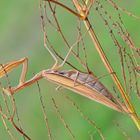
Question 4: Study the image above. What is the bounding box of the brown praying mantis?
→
[0,56,128,113]
[1,0,140,133]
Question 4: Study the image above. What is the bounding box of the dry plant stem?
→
[43,0,90,71]
[36,80,53,140]
[1,115,16,140]
[52,98,75,140]
[0,105,31,140]
[72,0,140,130]
[46,0,83,19]
[66,96,105,140]
[107,0,140,20]
[83,15,140,131]
[114,122,131,140]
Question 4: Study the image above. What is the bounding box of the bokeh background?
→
[0,0,140,140]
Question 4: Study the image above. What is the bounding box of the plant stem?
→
[83,17,140,130]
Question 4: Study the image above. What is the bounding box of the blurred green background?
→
[0,0,140,140]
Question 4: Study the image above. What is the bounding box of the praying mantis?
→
[0,57,129,113]
[0,0,140,136]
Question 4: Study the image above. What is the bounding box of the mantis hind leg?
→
[0,58,28,95]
